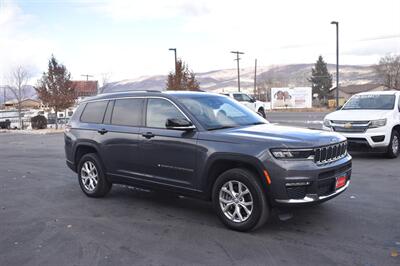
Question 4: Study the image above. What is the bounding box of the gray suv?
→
[65,91,352,231]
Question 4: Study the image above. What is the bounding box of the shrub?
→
[31,115,47,129]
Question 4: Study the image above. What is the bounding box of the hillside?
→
[101,64,379,94]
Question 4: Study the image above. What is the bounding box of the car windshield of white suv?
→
[342,94,396,110]
[177,95,266,130]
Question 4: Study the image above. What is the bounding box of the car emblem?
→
[344,122,352,129]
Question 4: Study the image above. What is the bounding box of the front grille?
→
[331,120,370,133]
[314,141,347,165]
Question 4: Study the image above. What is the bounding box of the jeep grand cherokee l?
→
[65,91,352,231]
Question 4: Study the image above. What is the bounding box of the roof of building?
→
[330,83,388,94]
[4,98,41,105]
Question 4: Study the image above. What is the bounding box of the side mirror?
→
[249,97,256,103]
[166,118,195,130]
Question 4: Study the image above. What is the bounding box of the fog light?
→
[371,135,385,142]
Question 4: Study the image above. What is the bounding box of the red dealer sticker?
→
[336,176,347,189]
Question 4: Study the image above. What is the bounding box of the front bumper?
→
[322,125,391,149]
[264,154,352,206]
[275,180,350,204]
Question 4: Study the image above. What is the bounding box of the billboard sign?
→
[271,87,312,109]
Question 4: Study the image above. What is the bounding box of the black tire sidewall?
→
[387,130,400,158]
[258,109,266,118]
[212,168,268,231]
[77,153,110,197]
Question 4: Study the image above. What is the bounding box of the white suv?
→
[222,92,268,118]
[322,91,400,158]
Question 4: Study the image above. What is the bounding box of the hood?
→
[206,124,345,148]
[325,109,392,121]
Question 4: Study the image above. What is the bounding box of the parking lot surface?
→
[0,132,399,266]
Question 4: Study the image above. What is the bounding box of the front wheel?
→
[212,168,269,231]
[386,130,400,158]
[257,108,266,118]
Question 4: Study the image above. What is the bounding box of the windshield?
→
[177,95,266,130]
[342,94,395,110]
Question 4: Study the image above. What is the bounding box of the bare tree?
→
[375,54,400,89]
[99,72,112,94]
[6,66,31,129]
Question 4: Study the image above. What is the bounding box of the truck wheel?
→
[78,153,112,197]
[212,168,269,231]
[386,130,399,158]
[257,108,266,118]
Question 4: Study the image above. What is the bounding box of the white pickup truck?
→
[322,91,400,158]
[222,92,268,118]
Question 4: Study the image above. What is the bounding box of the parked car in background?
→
[222,92,268,118]
[323,91,400,158]
[65,91,352,231]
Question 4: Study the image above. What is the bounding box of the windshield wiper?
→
[207,125,237,131]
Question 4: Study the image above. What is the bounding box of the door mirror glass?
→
[166,118,195,130]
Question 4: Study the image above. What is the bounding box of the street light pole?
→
[231,51,244,92]
[169,48,177,75]
[331,21,339,108]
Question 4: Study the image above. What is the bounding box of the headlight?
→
[323,119,331,127]
[271,148,314,160]
[369,119,387,128]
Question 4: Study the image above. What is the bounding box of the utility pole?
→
[254,59,257,97]
[331,21,339,108]
[169,48,177,75]
[81,74,93,81]
[231,51,244,92]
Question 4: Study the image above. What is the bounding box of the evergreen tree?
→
[166,59,200,91]
[35,55,76,129]
[308,55,332,100]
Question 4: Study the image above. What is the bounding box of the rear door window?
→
[111,98,144,127]
[80,101,108,124]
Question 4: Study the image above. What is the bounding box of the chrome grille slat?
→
[314,141,347,165]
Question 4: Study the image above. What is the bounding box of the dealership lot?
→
[0,130,399,265]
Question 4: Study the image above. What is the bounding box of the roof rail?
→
[99,90,162,95]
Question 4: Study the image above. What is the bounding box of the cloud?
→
[0,1,53,81]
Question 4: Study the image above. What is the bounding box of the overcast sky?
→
[0,0,399,82]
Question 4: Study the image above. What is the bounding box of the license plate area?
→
[335,175,347,189]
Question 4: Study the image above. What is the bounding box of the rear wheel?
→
[212,168,269,231]
[386,130,399,158]
[78,153,112,197]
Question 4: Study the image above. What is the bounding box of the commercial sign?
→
[271,87,312,109]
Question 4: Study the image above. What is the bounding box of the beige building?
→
[328,84,395,107]
[4,99,43,110]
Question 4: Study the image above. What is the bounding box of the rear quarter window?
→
[80,101,108,124]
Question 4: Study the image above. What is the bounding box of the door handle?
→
[97,128,108,135]
[142,132,155,139]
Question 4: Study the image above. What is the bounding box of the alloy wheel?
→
[219,180,253,223]
[392,135,399,154]
[80,161,98,191]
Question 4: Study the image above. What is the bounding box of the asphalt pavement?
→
[0,123,399,265]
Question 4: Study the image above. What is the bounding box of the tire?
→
[386,130,400,158]
[77,153,112,197]
[257,108,266,118]
[212,168,269,231]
